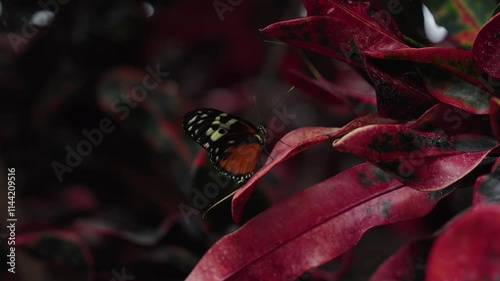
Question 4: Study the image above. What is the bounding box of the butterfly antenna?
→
[253,95,264,125]
[202,189,238,219]
[296,49,324,80]
[262,86,295,123]
[263,146,274,161]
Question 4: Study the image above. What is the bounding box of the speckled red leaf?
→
[260,10,407,68]
[426,205,500,280]
[187,164,452,281]
[364,59,437,120]
[232,114,397,222]
[423,0,498,47]
[415,63,490,114]
[365,48,494,93]
[369,238,433,281]
[473,156,500,204]
[473,13,500,79]
[333,124,496,190]
[302,0,404,40]
[286,70,377,115]
[409,103,492,137]
[490,97,500,141]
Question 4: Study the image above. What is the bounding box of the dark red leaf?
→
[426,205,500,280]
[302,0,404,40]
[410,103,492,138]
[415,63,490,114]
[365,47,494,93]
[187,164,452,281]
[473,157,500,204]
[333,124,496,190]
[364,59,437,119]
[260,13,407,68]
[286,69,377,115]
[232,114,397,222]
[473,13,500,78]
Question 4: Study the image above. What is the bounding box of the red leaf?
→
[365,47,494,93]
[473,13,500,78]
[333,124,496,190]
[261,14,407,68]
[426,205,500,280]
[302,0,404,40]
[232,114,397,222]
[187,164,451,281]
[410,103,492,137]
[364,60,437,119]
[473,156,500,204]
[286,70,377,116]
[415,63,490,114]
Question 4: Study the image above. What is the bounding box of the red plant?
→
[187,1,500,280]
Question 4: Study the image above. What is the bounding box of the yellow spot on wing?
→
[210,130,226,142]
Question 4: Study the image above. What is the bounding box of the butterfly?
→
[183,108,266,182]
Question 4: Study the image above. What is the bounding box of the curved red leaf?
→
[473,156,500,204]
[286,69,377,116]
[415,63,490,114]
[261,14,406,68]
[187,164,452,281]
[333,124,496,190]
[426,205,500,280]
[301,0,404,40]
[473,13,500,79]
[232,114,396,222]
[365,47,494,93]
[410,103,492,137]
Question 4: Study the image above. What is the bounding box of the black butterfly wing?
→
[183,108,264,180]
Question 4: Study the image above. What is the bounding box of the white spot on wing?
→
[188,116,197,124]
